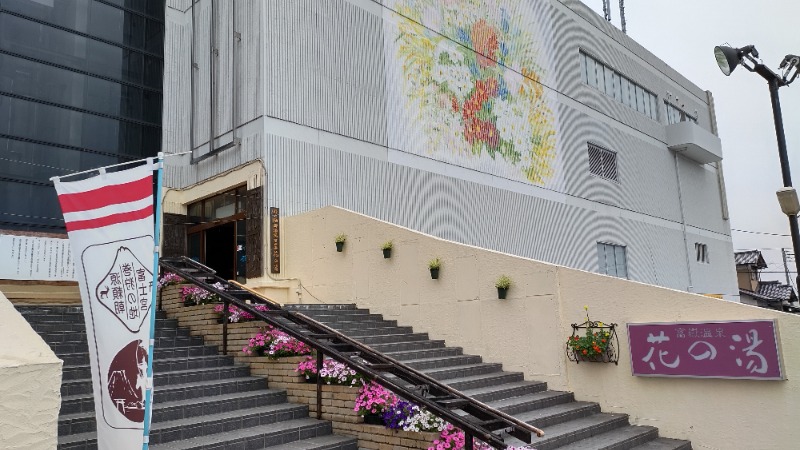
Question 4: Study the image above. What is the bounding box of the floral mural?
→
[389,0,557,185]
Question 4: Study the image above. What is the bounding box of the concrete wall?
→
[0,291,62,449]
[281,206,800,450]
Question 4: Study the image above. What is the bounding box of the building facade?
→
[0,0,164,231]
[162,0,738,298]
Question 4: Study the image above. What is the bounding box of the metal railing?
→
[160,257,544,449]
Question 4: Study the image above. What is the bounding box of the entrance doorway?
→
[205,222,235,281]
[186,186,248,283]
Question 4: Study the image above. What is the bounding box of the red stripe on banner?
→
[65,205,153,232]
[58,176,152,214]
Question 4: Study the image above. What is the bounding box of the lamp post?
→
[715,45,800,291]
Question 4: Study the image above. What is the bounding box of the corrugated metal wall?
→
[163,0,738,296]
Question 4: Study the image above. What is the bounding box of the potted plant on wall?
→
[335,233,346,252]
[495,275,512,299]
[381,240,393,258]
[565,306,619,364]
[428,257,441,279]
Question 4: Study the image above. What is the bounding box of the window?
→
[598,243,628,278]
[186,187,247,222]
[579,51,658,120]
[587,143,618,182]
[665,101,698,125]
[696,243,709,263]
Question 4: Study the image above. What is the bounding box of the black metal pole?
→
[767,77,800,291]
[316,351,323,420]
[222,300,228,355]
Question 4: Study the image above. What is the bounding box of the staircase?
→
[283,304,692,450]
[16,305,358,450]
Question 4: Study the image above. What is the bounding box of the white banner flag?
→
[54,163,156,449]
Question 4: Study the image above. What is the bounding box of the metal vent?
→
[588,143,619,182]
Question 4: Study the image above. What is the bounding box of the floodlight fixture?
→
[714,45,758,76]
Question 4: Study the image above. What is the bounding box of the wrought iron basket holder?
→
[566,320,620,365]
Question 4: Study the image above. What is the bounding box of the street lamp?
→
[714,45,800,289]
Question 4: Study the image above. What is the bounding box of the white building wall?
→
[163,0,738,298]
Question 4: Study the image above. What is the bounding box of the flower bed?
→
[242,326,312,358]
[157,272,183,288]
[296,357,364,386]
[214,303,271,322]
[180,283,225,306]
[354,381,396,419]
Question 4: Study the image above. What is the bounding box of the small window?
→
[588,143,619,182]
[695,243,709,263]
[598,242,628,278]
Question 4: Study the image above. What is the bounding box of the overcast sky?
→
[580,0,800,282]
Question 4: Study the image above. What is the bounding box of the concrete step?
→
[556,425,660,450]
[286,304,363,312]
[300,318,399,329]
[334,326,414,337]
[423,363,504,381]
[384,346,465,361]
[266,434,359,450]
[353,332,429,345]
[460,380,549,403]
[438,370,525,391]
[59,345,220,367]
[51,335,206,356]
[403,354,483,370]
[58,390,292,436]
[487,390,576,416]
[62,354,236,381]
[514,401,602,429]
[629,437,693,450]
[147,417,335,450]
[519,413,632,450]
[285,304,359,312]
[37,326,190,344]
[61,365,251,396]
[58,415,329,450]
[368,339,446,353]
[291,313,387,323]
[60,377,269,415]
[27,316,178,333]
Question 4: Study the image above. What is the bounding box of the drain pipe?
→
[674,152,694,292]
[208,0,216,155]
[232,0,239,149]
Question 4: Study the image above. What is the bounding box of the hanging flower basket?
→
[566,320,620,365]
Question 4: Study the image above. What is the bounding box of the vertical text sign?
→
[270,207,280,273]
[628,320,784,380]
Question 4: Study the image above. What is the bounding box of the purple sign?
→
[628,320,785,380]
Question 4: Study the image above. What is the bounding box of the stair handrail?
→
[160,257,544,449]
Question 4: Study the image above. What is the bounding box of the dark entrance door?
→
[204,222,235,281]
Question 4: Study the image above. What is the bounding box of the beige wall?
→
[0,291,62,450]
[281,206,800,450]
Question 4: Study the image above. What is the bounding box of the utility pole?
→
[782,248,792,286]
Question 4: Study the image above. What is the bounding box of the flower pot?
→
[572,350,613,363]
[362,413,384,425]
[430,268,440,279]
[336,242,344,252]
[383,248,392,258]
[497,287,508,299]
